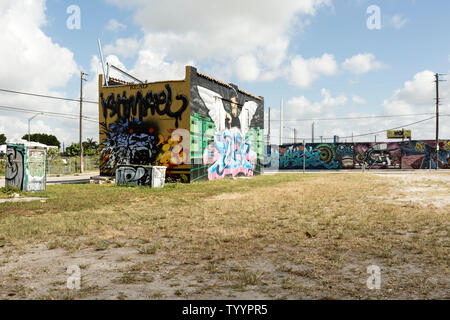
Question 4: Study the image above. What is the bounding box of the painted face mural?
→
[197,86,258,180]
[100,118,161,175]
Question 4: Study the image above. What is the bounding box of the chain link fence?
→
[46,156,99,175]
[0,156,99,177]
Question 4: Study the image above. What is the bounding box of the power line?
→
[267,115,450,142]
[0,105,98,123]
[265,112,437,122]
[0,88,98,104]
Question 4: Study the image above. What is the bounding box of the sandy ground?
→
[371,172,450,208]
[0,172,448,300]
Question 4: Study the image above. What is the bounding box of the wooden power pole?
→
[80,72,88,173]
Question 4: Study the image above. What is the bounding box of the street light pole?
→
[80,72,88,173]
[27,113,44,142]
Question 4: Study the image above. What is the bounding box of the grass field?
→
[0,172,448,300]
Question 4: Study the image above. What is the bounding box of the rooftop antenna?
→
[107,63,144,84]
[97,38,107,86]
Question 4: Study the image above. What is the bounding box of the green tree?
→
[0,133,6,145]
[22,133,60,148]
[65,139,99,156]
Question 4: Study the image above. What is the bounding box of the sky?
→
[0,0,449,147]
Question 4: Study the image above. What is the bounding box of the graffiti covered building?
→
[274,140,450,170]
[98,66,264,182]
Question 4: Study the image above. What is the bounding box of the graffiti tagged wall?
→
[99,66,265,182]
[98,71,191,181]
[277,140,450,170]
[190,69,264,182]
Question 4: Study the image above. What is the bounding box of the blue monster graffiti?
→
[100,118,161,175]
[203,128,257,180]
[335,144,355,169]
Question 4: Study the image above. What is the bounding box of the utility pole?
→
[374,135,377,143]
[280,98,283,146]
[294,128,297,144]
[80,72,88,173]
[434,73,446,170]
[268,107,271,145]
[311,121,315,143]
[303,140,306,173]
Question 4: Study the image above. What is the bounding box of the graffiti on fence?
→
[116,165,152,186]
[401,140,450,169]
[354,143,401,169]
[6,145,24,188]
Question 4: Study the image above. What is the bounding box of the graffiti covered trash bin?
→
[115,165,152,186]
[151,166,166,188]
[6,143,47,192]
[115,165,166,188]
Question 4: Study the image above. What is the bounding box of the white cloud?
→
[391,14,408,29]
[104,37,140,58]
[105,18,127,32]
[287,54,338,88]
[103,0,332,82]
[382,70,450,139]
[352,95,367,105]
[342,53,383,75]
[0,0,84,146]
[234,54,260,82]
[285,88,346,118]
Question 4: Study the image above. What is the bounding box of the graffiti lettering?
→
[101,84,188,128]
[116,165,152,186]
[203,128,257,180]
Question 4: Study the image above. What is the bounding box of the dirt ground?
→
[0,172,448,300]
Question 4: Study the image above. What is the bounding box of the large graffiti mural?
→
[98,70,191,179]
[401,140,450,169]
[98,66,264,182]
[190,69,264,181]
[354,143,401,169]
[277,140,450,170]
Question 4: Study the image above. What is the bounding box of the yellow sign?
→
[387,130,411,139]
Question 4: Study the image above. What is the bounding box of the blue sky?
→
[0,0,449,145]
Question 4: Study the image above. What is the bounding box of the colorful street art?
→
[98,66,264,182]
[190,68,264,182]
[98,69,191,179]
[400,140,450,169]
[277,140,449,170]
[203,128,257,180]
[354,143,401,169]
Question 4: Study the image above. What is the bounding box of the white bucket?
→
[151,166,166,188]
